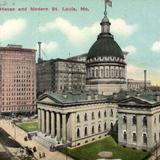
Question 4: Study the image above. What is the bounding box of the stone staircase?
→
[33,132,64,151]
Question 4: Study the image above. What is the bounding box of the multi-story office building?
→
[127,79,151,91]
[67,53,87,62]
[0,44,36,114]
[36,58,86,96]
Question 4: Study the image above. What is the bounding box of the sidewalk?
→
[0,119,73,160]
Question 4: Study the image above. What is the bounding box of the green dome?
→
[87,36,124,60]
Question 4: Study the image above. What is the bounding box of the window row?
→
[77,122,113,138]
[123,131,147,144]
[87,67,125,78]
[77,110,114,122]
[123,115,147,126]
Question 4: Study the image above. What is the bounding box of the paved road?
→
[0,119,73,160]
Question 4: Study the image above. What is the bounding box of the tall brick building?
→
[0,44,36,114]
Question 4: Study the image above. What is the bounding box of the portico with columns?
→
[38,107,69,143]
[37,91,118,148]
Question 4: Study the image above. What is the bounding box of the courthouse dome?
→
[87,6,124,60]
[87,35,124,60]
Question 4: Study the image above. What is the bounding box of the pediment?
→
[38,94,61,104]
[119,97,151,106]
[40,97,56,103]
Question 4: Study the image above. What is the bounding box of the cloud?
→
[151,41,160,52]
[123,45,137,53]
[36,41,59,56]
[0,18,26,41]
[39,17,137,46]
[110,18,138,37]
[41,41,59,53]
[39,17,99,46]
[127,64,143,79]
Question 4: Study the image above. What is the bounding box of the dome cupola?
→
[87,1,124,60]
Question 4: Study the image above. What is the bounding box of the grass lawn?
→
[63,136,150,160]
[16,121,38,132]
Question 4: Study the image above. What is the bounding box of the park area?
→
[64,136,150,160]
[16,121,38,132]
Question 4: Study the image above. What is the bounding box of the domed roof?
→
[87,35,124,60]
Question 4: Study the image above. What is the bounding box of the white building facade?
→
[37,92,118,148]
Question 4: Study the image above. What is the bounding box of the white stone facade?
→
[37,95,118,148]
[118,97,160,151]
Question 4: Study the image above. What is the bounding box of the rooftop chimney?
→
[38,42,42,63]
[144,70,147,90]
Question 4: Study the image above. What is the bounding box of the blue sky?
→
[0,0,160,84]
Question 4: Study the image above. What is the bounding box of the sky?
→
[0,0,160,85]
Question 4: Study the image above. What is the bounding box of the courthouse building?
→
[118,93,160,150]
[36,1,160,152]
[37,91,118,147]
[0,44,36,114]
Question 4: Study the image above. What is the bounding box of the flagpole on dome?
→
[104,0,107,17]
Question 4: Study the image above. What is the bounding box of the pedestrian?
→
[33,146,37,152]
[39,152,42,159]
[42,152,45,157]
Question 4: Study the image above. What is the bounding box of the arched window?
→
[84,127,88,136]
[106,69,109,77]
[104,122,107,130]
[111,69,114,77]
[154,117,156,124]
[92,112,95,120]
[98,111,101,118]
[123,115,127,124]
[132,116,137,125]
[123,131,127,140]
[111,122,114,131]
[143,133,147,144]
[77,114,80,123]
[110,109,113,117]
[98,124,101,132]
[84,113,88,121]
[95,69,98,77]
[92,69,94,77]
[101,68,104,78]
[154,133,157,142]
[104,110,107,117]
[133,133,137,142]
[77,128,80,138]
[143,116,147,126]
[159,115,160,123]
[92,126,94,134]
[116,68,119,77]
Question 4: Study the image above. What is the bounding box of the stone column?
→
[41,110,46,133]
[62,114,67,142]
[51,112,55,138]
[127,114,132,146]
[137,115,142,148]
[56,113,61,141]
[71,113,76,146]
[38,109,41,131]
[46,111,50,135]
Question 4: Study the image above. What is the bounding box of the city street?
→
[0,119,73,160]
